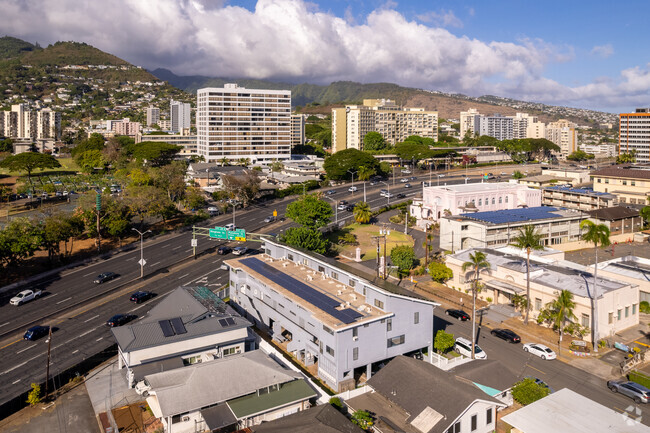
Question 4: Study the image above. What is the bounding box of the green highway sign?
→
[209,227,246,241]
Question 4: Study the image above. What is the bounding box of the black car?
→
[217,246,232,255]
[345,205,354,212]
[491,328,521,343]
[130,291,155,304]
[396,193,406,198]
[106,314,135,327]
[24,325,50,341]
[445,309,470,321]
[94,272,117,284]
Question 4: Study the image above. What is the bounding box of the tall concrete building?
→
[546,119,578,159]
[146,106,160,127]
[170,99,191,133]
[620,108,650,163]
[459,108,480,138]
[512,112,545,139]
[290,113,305,148]
[477,114,514,141]
[36,108,61,140]
[331,99,437,153]
[197,84,291,164]
[0,104,60,140]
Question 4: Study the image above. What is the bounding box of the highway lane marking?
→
[185,249,192,253]
[48,293,58,298]
[634,340,650,348]
[56,297,72,305]
[16,345,37,354]
[72,350,78,354]
[130,304,147,312]
[77,327,99,339]
[0,339,21,350]
[96,337,103,342]
[126,257,136,261]
[0,353,43,375]
[614,407,642,420]
[151,262,161,267]
[0,322,9,328]
[178,273,190,280]
[83,271,96,277]
[525,364,546,375]
[84,315,99,323]
[12,379,21,384]
[173,245,182,250]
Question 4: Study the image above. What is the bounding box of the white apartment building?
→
[514,112,546,139]
[410,182,542,227]
[170,99,191,133]
[197,84,291,164]
[332,99,437,153]
[460,108,480,138]
[546,119,578,159]
[619,108,650,163]
[290,113,305,147]
[146,106,160,127]
[0,104,61,140]
[477,114,514,141]
[579,143,617,157]
[460,110,545,141]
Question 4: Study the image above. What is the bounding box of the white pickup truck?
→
[10,289,42,306]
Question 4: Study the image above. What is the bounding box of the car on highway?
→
[523,343,556,360]
[369,180,378,186]
[345,205,354,212]
[404,183,412,188]
[348,186,358,192]
[410,176,417,181]
[385,192,394,198]
[263,215,276,223]
[396,193,406,199]
[501,172,507,176]
[445,309,470,321]
[607,380,650,404]
[217,246,232,255]
[24,325,50,341]
[129,291,155,304]
[233,246,248,255]
[225,223,236,231]
[337,203,347,211]
[338,200,348,205]
[454,337,487,359]
[94,272,117,284]
[10,289,42,306]
[400,178,409,183]
[491,328,521,343]
[207,207,220,216]
[438,174,445,178]
[106,314,135,327]
[326,190,336,195]
[379,189,388,196]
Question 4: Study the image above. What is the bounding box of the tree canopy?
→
[280,227,329,255]
[566,150,594,161]
[390,245,416,276]
[130,141,182,166]
[363,132,387,151]
[285,194,333,229]
[323,148,381,180]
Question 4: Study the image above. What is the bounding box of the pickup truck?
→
[10,289,42,306]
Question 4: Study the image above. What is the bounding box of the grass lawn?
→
[329,223,414,260]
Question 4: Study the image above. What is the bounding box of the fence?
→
[429,352,473,371]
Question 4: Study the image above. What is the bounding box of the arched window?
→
[499,197,502,204]
[492,197,495,205]
[478,199,482,206]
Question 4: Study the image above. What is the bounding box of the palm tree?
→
[219,157,229,167]
[511,225,544,325]
[538,289,576,355]
[353,201,371,224]
[461,251,491,359]
[580,220,611,351]
[357,165,375,202]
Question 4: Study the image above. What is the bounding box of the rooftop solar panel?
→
[225,317,236,326]
[170,317,187,335]
[159,320,174,337]
[240,257,363,324]
[460,207,566,225]
[218,318,229,327]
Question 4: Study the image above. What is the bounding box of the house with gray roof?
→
[346,356,506,433]
[111,286,255,387]
[448,359,522,406]
[250,403,363,433]
[144,349,317,433]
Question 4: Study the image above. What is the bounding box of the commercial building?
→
[170,99,191,133]
[540,167,591,185]
[446,248,639,342]
[545,119,578,159]
[619,108,650,163]
[439,206,587,251]
[586,206,642,236]
[226,239,438,392]
[197,84,291,164]
[331,99,438,153]
[135,132,197,157]
[597,256,650,303]
[579,143,617,158]
[459,110,544,141]
[290,113,305,147]
[590,164,650,205]
[146,106,160,126]
[410,182,541,227]
[541,186,618,211]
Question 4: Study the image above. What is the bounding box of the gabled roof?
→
[449,359,521,394]
[363,356,504,433]
[146,350,303,417]
[251,404,364,433]
[587,206,640,221]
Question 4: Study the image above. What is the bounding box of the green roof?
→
[227,379,316,418]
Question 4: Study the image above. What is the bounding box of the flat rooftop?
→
[425,182,523,193]
[451,206,585,226]
[226,256,389,329]
[543,186,616,198]
[600,256,650,280]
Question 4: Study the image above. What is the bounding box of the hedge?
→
[629,370,650,389]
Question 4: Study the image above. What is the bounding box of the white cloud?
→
[0,0,644,111]
[416,9,463,28]
[591,43,614,58]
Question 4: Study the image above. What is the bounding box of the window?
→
[318,265,325,272]
[288,253,294,261]
[608,312,613,324]
[581,314,589,328]
[352,327,358,338]
[492,197,495,205]
[414,312,419,324]
[597,178,601,183]
[625,306,630,318]
[535,298,542,311]
[223,346,241,356]
[633,304,637,315]
[349,279,356,287]
[618,309,622,321]
[605,179,609,184]
[387,335,405,347]
[461,225,469,230]
[374,299,384,309]
[331,271,338,280]
[632,181,636,186]
[499,197,502,204]
[471,414,477,431]
[623,180,627,185]
[505,196,508,203]
[363,286,368,296]
[353,347,359,361]
[446,421,461,433]
[326,345,335,356]
[183,355,202,365]
[387,319,392,332]
[486,408,493,425]
[478,199,482,206]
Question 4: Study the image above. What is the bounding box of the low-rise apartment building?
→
[226,239,438,392]
[586,206,642,236]
[590,164,650,205]
[410,182,541,228]
[439,206,588,251]
[541,186,618,211]
[446,248,639,342]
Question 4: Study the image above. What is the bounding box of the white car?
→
[233,246,248,255]
[348,186,358,192]
[207,207,220,215]
[454,337,487,359]
[523,343,556,360]
[400,178,409,183]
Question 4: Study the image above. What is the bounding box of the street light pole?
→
[132,228,151,279]
[233,203,237,226]
[380,181,390,205]
[348,170,356,193]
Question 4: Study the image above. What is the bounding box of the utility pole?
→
[44,326,52,399]
[383,225,388,279]
[95,192,101,253]
[132,228,151,279]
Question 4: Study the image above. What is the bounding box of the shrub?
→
[640,301,650,314]
[329,396,343,411]
[629,370,650,390]
[511,378,550,405]
[486,297,493,303]
[26,383,41,406]
[428,262,453,283]
[351,410,374,429]
[434,330,455,354]
[338,232,357,245]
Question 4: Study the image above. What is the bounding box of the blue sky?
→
[1,0,649,112]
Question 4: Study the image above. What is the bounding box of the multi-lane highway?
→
[0,166,529,416]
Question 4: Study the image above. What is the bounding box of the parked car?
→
[523,343,556,360]
[326,190,336,195]
[491,328,521,343]
[404,183,412,188]
[400,178,409,183]
[106,314,135,327]
[10,289,42,306]
[24,325,50,341]
[607,380,650,404]
[338,200,348,205]
[348,186,358,192]
[263,215,275,223]
[454,337,487,359]
[233,246,248,255]
[396,193,406,199]
[129,291,155,304]
[445,309,470,321]
[94,272,117,284]
[217,246,232,255]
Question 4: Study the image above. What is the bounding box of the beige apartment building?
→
[290,113,305,148]
[590,165,650,205]
[331,99,437,153]
[546,119,578,159]
[196,84,291,164]
[619,108,650,163]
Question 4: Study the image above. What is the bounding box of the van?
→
[207,207,220,216]
[225,223,236,231]
[454,337,487,359]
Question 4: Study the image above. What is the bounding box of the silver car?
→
[607,380,650,404]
